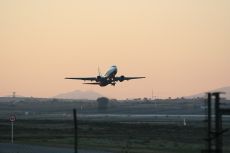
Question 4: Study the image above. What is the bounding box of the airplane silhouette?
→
[65,65,145,86]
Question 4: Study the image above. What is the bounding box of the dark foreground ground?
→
[0,143,112,153]
[1,119,230,153]
[0,98,230,153]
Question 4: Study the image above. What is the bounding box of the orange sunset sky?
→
[0,0,230,99]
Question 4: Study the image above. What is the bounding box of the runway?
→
[78,114,230,120]
[0,143,112,153]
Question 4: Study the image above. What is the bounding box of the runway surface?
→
[0,143,112,153]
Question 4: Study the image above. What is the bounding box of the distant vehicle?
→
[65,65,145,86]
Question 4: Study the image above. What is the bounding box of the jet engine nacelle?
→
[119,75,125,82]
[96,76,101,82]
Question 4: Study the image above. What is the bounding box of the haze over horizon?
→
[1,0,230,99]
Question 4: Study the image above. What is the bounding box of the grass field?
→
[1,119,229,153]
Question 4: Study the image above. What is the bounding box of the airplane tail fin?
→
[98,66,102,76]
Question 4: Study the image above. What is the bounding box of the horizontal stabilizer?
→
[114,76,146,81]
[65,77,96,81]
[83,83,100,85]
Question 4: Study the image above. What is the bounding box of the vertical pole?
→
[73,109,78,153]
[213,93,222,153]
[152,89,153,100]
[219,111,222,153]
[207,93,212,152]
[11,122,14,144]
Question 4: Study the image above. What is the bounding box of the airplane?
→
[65,65,145,86]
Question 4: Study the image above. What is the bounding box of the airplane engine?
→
[96,76,101,82]
[119,75,125,82]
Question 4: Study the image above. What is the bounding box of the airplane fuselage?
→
[98,65,117,86]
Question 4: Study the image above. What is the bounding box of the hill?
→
[54,90,103,100]
[187,86,230,99]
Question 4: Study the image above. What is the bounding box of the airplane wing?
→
[114,76,145,81]
[65,77,96,81]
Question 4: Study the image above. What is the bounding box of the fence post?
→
[73,109,78,153]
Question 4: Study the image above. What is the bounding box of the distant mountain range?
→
[54,90,103,100]
[54,86,230,101]
[3,86,229,101]
[187,86,230,99]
